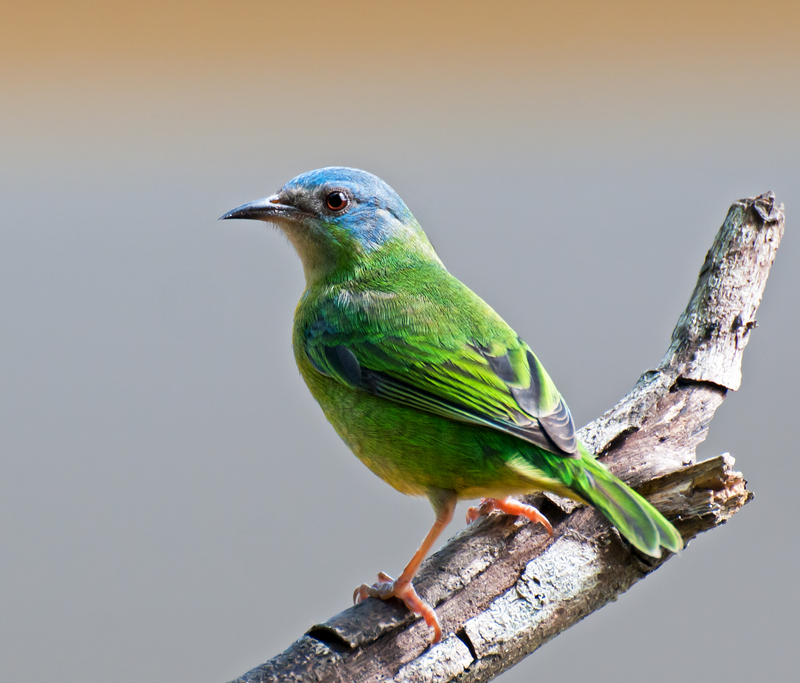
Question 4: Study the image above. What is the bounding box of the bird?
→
[220,167,683,644]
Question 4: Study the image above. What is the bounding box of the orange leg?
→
[354,491,456,644]
[466,496,553,535]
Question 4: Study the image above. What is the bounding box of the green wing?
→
[303,285,579,457]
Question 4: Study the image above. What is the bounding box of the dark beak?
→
[219,194,301,221]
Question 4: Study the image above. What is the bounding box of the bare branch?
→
[230,193,783,683]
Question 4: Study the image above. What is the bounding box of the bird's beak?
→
[219,194,301,221]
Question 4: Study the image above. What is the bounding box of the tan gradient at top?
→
[4,0,799,83]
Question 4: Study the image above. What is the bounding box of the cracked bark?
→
[229,193,783,683]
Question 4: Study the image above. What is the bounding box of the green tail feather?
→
[567,443,683,558]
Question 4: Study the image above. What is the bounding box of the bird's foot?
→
[353,572,442,643]
[466,496,554,535]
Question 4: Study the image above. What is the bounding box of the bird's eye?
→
[325,191,349,212]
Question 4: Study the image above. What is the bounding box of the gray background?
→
[2,2,798,681]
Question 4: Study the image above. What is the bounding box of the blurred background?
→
[1,1,798,681]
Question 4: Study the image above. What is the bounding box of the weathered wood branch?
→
[230,193,784,683]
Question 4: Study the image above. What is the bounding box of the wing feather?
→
[303,290,579,457]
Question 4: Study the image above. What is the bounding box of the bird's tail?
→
[562,443,683,558]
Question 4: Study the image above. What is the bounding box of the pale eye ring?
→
[325,191,349,212]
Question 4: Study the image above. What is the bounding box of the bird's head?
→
[221,167,441,284]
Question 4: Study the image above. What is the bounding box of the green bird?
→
[221,167,682,643]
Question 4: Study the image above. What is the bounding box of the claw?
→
[466,498,492,524]
[350,493,455,644]
[352,574,442,643]
[353,572,395,604]
[466,496,553,535]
